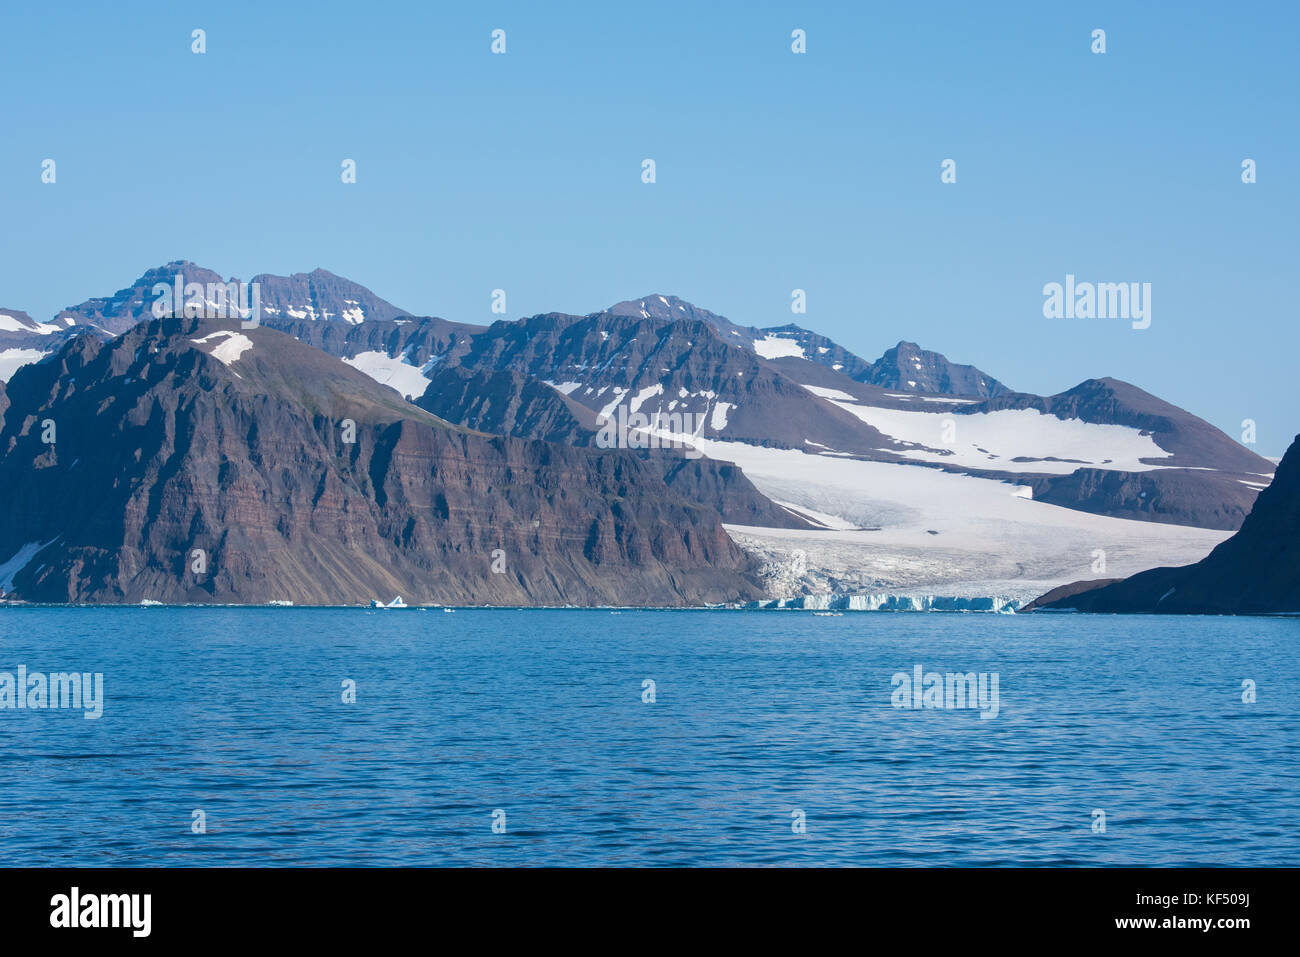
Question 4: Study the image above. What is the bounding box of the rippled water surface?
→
[0,607,1296,866]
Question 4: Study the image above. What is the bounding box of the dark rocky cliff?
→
[0,319,762,606]
[1029,434,1300,614]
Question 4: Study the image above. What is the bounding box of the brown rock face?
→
[0,318,761,606]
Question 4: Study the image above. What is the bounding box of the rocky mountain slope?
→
[862,340,1008,397]
[0,308,79,382]
[1028,434,1300,614]
[52,262,229,334]
[760,365,1273,530]
[607,295,1007,396]
[250,267,412,325]
[411,362,815,529]
[417,310,899,456]
[0,318,761,605]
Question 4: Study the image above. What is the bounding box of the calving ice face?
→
[1042,274,1151,329]
[0,666,103,719]
[891,665,999,720]
[50,888,150,938]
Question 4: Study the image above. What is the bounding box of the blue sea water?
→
[0,607,1296,867]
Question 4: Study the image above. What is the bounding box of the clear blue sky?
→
[2,1,1296,454]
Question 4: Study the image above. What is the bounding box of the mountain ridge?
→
[0,317,761,605]
[1,264,1277,541]
[1028,433,1300,614]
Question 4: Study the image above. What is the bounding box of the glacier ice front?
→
[740,593,1022,613]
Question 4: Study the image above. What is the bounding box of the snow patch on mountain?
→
[191,330,254,366]
[628,383,665,413]
[343,350,430,400]
[0,314,59,335]
[753,334,806,360]
[802,385,857,402]
[0,348,49,382]
[825,401,1171,474]
[769,500,857,530]
[545,380,583,396]
[0,540,53,595]
[598,387,628,418]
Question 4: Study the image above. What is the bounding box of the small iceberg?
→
[369,596,408,608]
[267,600,293,607]
[139,599,164,607]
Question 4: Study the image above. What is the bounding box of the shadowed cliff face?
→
[1031,434,1300,615]
[0,318,761,606]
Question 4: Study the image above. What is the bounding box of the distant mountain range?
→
[0,262,1285,606]
[606,293,1009,396]
[12,261,410,339]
